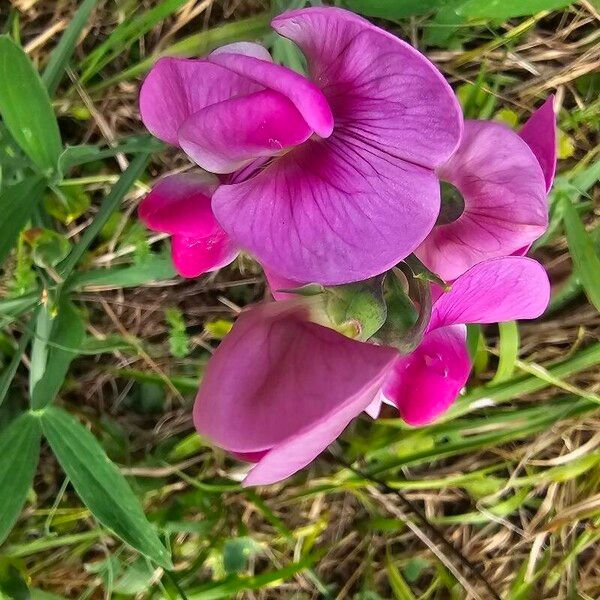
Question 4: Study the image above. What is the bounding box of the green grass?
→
[0,0,599,598]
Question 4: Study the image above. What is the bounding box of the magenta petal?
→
[383,325,470,426]
[171,233,238,278]
[178,89,313,174]
[139,57,260,146]
[208,53,333,138]
[430,257,550,330]
[519,96,557,192]
[138,173,219,237]
[193,301,397,482]
[417,120,548,280]
[212,136,440,285]
[272,7,462,169]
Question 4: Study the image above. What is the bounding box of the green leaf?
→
[0,36,62,175]
[27,228,71,269]
[0,177,46,266]
[223,537,261,574]
[562,197,600,312]
[30,299,86,409]
[58,135,164,173]
[0,412,41,544]
[44,186,91,224]
[491,321,519,384]
[40,406,172,568]
[69,252,177,290]
[41,0,98,97]
[457,0,574,20]
[112,558,155,595]
[165,307,189,358]
[344,0,444,18]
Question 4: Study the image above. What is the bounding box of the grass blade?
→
[80,0,189,84]
[57,151,150,280]
[42,0,98,96]
[490,321,519,384]
[88,14,270,92]
[562,196,600,312]
[457,0,574,19]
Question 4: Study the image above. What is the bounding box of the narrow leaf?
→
[0,36,62,174]
[0,177,46,266]
[344,0,444,18]
[491,321,519,384]
[0,331,32,408]
[30,299,86,409]
[40,406,172,568]
[457,0,574,20]
[58,135,163,173]
[42,0,98,96]
[386,548,417,600]
[80,0,189,83]
[69,253,176,290]
[562,197,600,312]
[0,412,41,544]
[88,14,270,92]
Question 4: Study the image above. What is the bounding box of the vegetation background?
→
[0,0,598,598]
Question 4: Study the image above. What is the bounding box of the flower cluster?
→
[139,7,556,485]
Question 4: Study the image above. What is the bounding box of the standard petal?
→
[171,233,238,278]
[212,135,440,285]
[178,89,313,174]
[208,52,333,138]
[139,57,260,146]
[382,325,470,426]
[430,257,551,330]
[271,7,462,169]
[519,96,556,193]
[193,301,397,456]
[417,120,548,280]
[138,173,219,237]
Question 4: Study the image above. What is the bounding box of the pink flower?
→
[194,256,550,485]
[140,7,462,285]
[193,301,397,486]
[138,174,238,277]
[416,97,556,280]
[379,257,551,425]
